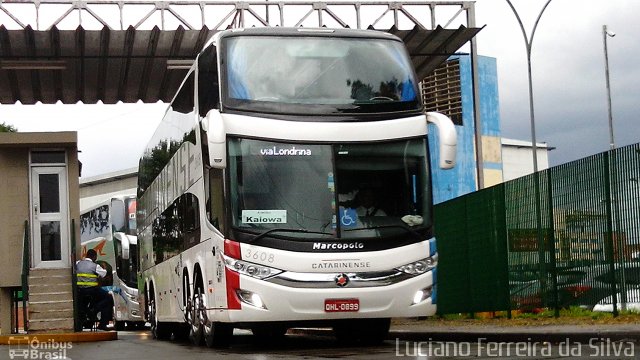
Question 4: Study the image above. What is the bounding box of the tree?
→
[0,122,17,132]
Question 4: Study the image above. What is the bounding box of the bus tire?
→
[205,322,233,348]
[149,289,171,340]
[188,281,206,345]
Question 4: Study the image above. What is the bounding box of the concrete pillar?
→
[0,287,13,335]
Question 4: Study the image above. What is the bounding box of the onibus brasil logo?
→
[8,336,72,360]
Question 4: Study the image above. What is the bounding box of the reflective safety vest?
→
[76,259,99,288]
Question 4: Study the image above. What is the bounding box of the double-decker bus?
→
[80,194,145,330]
[137,27,456,347]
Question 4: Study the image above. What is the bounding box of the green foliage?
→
[561,306,605,319]
[620,309,640,316]
[511,306,612,320]
[0,122,17,132]
[438,313,469,320]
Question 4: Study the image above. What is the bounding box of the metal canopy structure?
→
[0,0,481,105]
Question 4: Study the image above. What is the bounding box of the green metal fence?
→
[435,143,640,315]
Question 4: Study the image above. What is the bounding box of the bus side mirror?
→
[205,110,227,169]
[426,112,457,169]
[114,232,130,260]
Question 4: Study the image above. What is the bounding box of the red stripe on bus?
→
[225,267,242,310]
[224,239,242,260]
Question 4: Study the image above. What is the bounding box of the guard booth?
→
[0,132,81,334]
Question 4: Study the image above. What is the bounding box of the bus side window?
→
[198,44,220,117]
[153,205,182,264]
[207,168,225,232]
[173,72,195,114]
[182,193,200,250]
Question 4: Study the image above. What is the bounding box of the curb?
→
[390,330,640,343]
[290,328,640,344]
[0,331,117,345]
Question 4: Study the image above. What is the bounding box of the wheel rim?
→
[189,287,207,344]
[203,319,215,346]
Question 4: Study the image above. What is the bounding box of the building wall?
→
[428,56,554,203]
[80,175,137,210]
[0,148,30,287]
[0,132,80,335]
[476,56,504,187]
[429,55,503,204]
[0,132,81,285]
[501,142,552,182]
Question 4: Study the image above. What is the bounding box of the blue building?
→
[425,55,503,204]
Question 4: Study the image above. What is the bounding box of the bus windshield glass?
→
[229,138,432,241]
[223,35,421,115]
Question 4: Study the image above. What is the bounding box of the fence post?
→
[611,149,627,310]
[545,170,559,317]
[603,152,619,317]
[533,172,548,308]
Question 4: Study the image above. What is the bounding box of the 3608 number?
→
[244,248,275,263]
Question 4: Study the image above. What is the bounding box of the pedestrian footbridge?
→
[0,0,481,104]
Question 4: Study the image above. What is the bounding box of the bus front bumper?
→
[219,270,436,323]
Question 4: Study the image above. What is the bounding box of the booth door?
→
[31,166,70,268]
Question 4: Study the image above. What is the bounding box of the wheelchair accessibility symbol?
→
[339,208,358,229]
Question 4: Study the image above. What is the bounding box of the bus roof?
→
[206,27,402,49]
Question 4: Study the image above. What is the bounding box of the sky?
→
[0,0,639,178]
[473,0,640,166]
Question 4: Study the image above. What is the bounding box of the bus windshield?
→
[114,236,138,288]
[229,138,432,241]
[223,35,421,115]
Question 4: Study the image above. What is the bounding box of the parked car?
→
[556,263,640,310]
[593,288,640,312]
[510,263,640,310]
[509,267,587,310]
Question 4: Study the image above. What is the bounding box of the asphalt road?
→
[62,330,395,360]
[6,329,636,360]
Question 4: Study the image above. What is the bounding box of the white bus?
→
[137,27,456,347]
[80,194,145,330]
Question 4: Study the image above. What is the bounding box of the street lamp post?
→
[603,25,616,150]
[506,0,553,174]
[506,0,556,316]
[602,24,624,311]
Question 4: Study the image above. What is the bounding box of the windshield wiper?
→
[343,224,424,241]
[250,228,333,243]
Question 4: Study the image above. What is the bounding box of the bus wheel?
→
[204,322,233,348]
[150,294,171,340]
[334,318,390,345]
[188,286,206,345]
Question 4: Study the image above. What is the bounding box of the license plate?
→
[324,298,359,312]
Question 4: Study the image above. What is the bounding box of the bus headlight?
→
[223,255,283,280]
[412,286,433,305]
[396,256,437,275]
[236,289,267,309]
